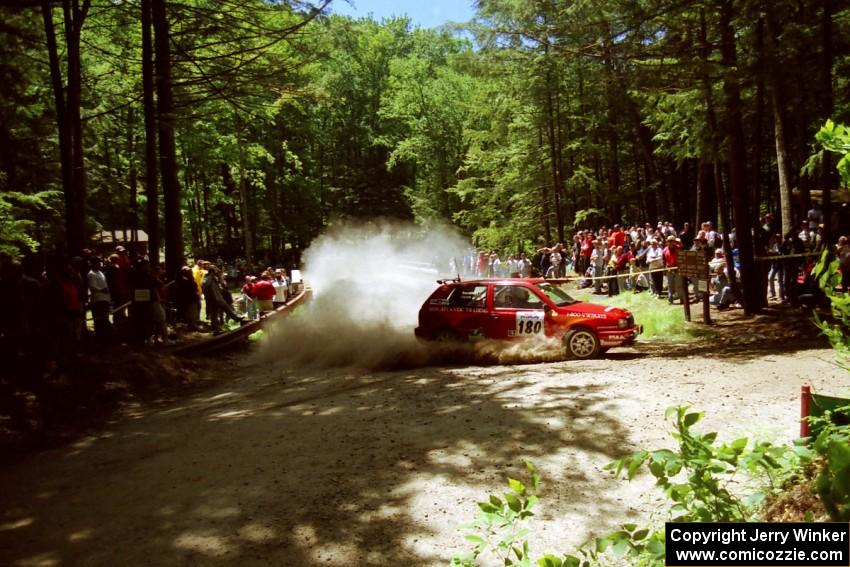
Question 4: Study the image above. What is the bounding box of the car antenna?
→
[454,256,461,282]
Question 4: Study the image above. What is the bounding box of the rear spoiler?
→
[437,276,462,284]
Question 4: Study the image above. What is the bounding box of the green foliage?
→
[815,120,850,186]
[451,461,540,567]
[0,192,38,260]
[0,180,60,260]
[609,407,799,524]
[811,407,850,521]
[571,209,605,229]
[813,249,850,369]
[453,408,806,567]
[4,0,850,262]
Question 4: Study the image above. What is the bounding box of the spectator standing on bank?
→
[645,239,664,296]
[175,266,201,330]
[202,265,245,333]
[590,240,607,294]
[663,235,681,304]
[150,264,172,344]
[44,256,82,356]
[273,269,288,307]
[87,257,112,338]
[241,276,258,320]
[104,254,130,322]
[252,272,276,315]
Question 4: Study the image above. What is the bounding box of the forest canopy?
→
[1,0,849,279]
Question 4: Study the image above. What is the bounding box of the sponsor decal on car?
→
[430,307,488,313]
[563,312,607,319]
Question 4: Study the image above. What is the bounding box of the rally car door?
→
[488,284,547,340]
[445,283,490,340]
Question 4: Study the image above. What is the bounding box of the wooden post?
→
[702,282,712,324]
[682,276,691,321]
[801,383,812,438]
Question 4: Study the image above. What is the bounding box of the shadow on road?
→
[0,358,633,566]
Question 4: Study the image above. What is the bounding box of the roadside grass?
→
[572,288,708,341]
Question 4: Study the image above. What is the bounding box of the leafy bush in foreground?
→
[452,407,806,567]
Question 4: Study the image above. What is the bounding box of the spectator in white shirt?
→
[87,258,112,338]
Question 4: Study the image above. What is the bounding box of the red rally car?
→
[414,278,642,359]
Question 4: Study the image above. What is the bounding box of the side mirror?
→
[543,304,552,316]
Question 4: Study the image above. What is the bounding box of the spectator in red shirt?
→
[663,235,681,303]
[252,273,276,314]
[611,224,626,248]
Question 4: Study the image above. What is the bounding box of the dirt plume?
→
[255,222,567,370]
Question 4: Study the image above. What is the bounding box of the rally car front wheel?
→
[564,328,600,359]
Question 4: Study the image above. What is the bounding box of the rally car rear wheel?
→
[564,328,600,359]
[433,328,460,343]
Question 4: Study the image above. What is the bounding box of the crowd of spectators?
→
[461,205,841,311]
[0,246,296,358]
[1,205,844,358]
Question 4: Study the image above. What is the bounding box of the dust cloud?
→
[255,222,565,370]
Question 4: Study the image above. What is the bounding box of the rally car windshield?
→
[535,282,579,306]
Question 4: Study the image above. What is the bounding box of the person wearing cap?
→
[114,246,131,271]
[663,235,682,304]
[611,224,625,248]
[192,259,206,293]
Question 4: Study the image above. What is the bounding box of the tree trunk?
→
[152,0,183,275]
[201,171,212,254]
[752,16,766,228]
[41,1,77,253]
[235,112,254,264]
[720,0,760,313]
[544,65,564,243]
[538,126,552,243]
[695,160,707,229]
[141,0,160,261]
[555,87,571,234]
[699,9,740,300]
[820,0,835,242]
[128,106,139,242]
[765,12,794,237]
[64,0,88,255]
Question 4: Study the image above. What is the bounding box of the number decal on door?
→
[516,311,545,335]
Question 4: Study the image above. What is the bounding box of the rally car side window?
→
[448,285,488,308]
[493,285,544,309]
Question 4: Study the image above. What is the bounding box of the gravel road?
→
[0,332,847,566]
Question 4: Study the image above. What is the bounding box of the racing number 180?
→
[519,320,542,334]
[516,312,545,335]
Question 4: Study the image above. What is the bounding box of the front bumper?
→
[599,325,642,347]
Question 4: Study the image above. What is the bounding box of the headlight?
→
[617,318,630,329]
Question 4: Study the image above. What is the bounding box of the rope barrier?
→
[487,265,680,284]
[753,251,823,262]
